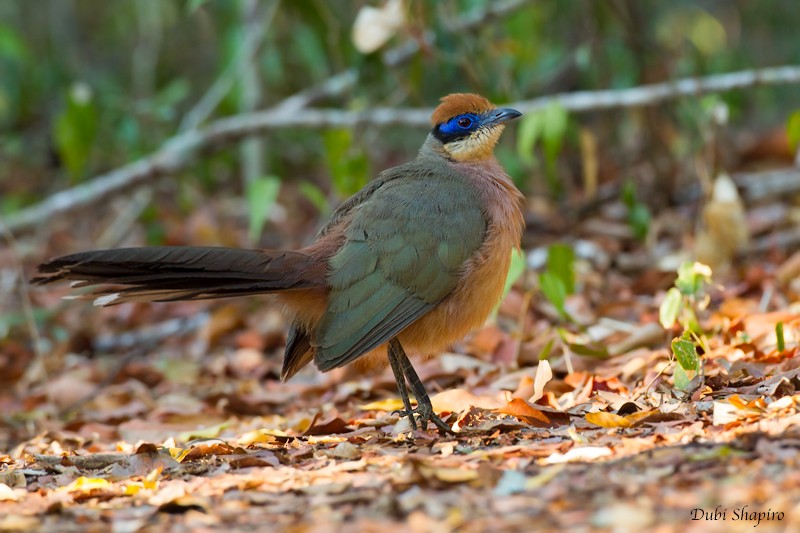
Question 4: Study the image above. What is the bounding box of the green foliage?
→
[53,83,98,183]
[545,243,575,295]
[502,248,526,300]
[246,175,281,244]
[787,110,800,152]
[323,128,370,198]
[659,288,683,330]
[516,102,569,195]
[0,24,31,127]
[659,261,712,332]
[298,181,330,216]
[776,322,785,352]
[539,243,575,320]
[660,262,713,393]
[674,261,713,300]
[622,181,651,241]
[672,363,691,391]
[557,327,609,359]
[672,332,700,371]
[540,271,567,319]
[671,331,701,392]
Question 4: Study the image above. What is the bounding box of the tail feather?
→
[34,246,323,305]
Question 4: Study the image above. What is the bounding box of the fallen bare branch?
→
[4,0,535,236]
[733,168,800,202]
[6,64,800,234]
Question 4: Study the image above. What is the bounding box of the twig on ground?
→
[59,312,210,417]
[733,168,800,201]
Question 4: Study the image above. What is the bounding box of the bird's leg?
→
[388,339,453,434]
[387,340,417,430]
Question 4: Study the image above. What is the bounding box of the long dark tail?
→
[33,246,324,305]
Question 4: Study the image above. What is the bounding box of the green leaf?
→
[621,181,636,208]
[539,271,567,318]
[672,333,699,371]
[565,341,609,358]
[246,176,281,243]
[323,128,370,197]
[541,102,568,164]
[538,338,555,361]
[502,248,526,299]
[776,321,785,352]
[546,243,575,295]
[298,181,330,215]
[673,363,690,391]
[659,287,682,329]
[542,102,568,193]
[53,83,98,182]
[628,203,651,241]
[0,25,30,61]
[621,181,651,240]
[675,261,712,296]
[787,110,800,151]
[516,112,542,166]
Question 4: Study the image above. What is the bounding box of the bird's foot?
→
[394,404,453,435]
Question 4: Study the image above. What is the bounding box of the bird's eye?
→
[457,117,472,128]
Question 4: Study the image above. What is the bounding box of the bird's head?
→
[430,93,522,162]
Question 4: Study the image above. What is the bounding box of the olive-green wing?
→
[314,174,486,372]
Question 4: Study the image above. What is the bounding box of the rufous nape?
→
[34,93,524,433]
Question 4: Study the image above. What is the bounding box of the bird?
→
[33,93,525,433]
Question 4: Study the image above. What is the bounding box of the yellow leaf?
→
[237,428,287,446]
[622,409,659,425]
[360,398,411,412]
[418,464,479,483]
[525,464,566,490]
[144,467,162,490]
[585,412,633,428]
[62,476,111,493]
[177,420,231,442]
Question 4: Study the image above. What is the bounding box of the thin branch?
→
[3,0,536,235]
[733,168,800,202]
[6,64,800,234]
[238,0,276,189]
[516,65,800,113]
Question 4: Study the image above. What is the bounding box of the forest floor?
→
[2,168,800,532]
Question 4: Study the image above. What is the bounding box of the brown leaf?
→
[179,442,235,463]
[495,398,551,426]
[303,416,352,436]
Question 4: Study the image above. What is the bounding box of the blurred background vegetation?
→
[0,0,799,402]
[0,0,800,245]
[1,0,799,255]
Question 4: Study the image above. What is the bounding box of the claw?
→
[394,405,452,434]
[386,338,453,435]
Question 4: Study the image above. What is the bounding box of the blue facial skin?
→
[437,113,481,139]
[433,108,522,144]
